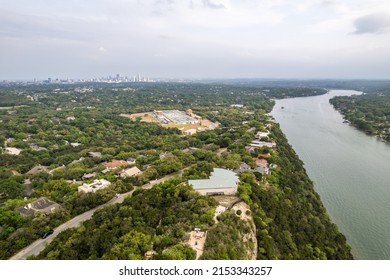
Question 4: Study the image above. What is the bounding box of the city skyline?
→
[1,0,390,80]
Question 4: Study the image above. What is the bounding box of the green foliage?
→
[159,244,196,260]
[201,211,251,260]
[34,179,217,259]
[0,82,353,260]
[330,92,390,142]
[246,125,353,260]
[0,177,24,198]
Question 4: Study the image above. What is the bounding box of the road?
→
[9,171,183,260]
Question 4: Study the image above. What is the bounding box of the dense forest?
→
[0,82,352,259]
[330,91,390,142]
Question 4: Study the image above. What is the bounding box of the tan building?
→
[120,166,142,178]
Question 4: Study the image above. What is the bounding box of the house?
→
[233,162,252,174]
[188,168,239,196]
[16,197,60,216]
[102,160,128,170]
[159,152,173,159]
[254,158,268,167]
[253,158,269,174]
[70,142,81,148]
[256,131,270,139]
[245,146,256,153]
[183,128,197,135]
[120,166,142,178]
[71,157,85,164]
[29,144,47,151]
[88,152,102,158]
[127,158,136,165]
[49,165,66,175]
[144,250,157,259]
[78,179,111,193]
[5,147,22,155]
[82,173,96,180]
[253,166,268,174]
[26,165,49,176]
[249,140,276,148]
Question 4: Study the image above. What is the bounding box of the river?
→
[271,90,390,260]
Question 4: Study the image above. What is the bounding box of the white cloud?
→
[353,13,390,34]
[1,0,390,79]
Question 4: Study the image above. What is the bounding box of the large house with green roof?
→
[188,168,239,196]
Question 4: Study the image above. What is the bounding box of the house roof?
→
[26,165,49,175]
[88,152,102,158]
[103,160,127,169]
[78,179,111,193]
[189,168,239,190]
[30,197,58,210]
[233,162,251,174]
[254,158,268,167]
[16,197,60,216]
[121,166,142,177]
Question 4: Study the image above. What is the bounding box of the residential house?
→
[183,128,197,135]
[16,197,60,216]
[103,160,128,170]
[5,147,22,155]
[249,140,276,148]
[253,158,269,175]
[82,173,96,180]
[233,162,252,174]
[120,166,142,178]
[88,152,102,158]
[159,152,173,159]
[26,165,49,176]
[256,131,270,139]
[78,179,111,193]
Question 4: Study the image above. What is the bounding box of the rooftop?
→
[26,165,49,175]
[188,168,239,190]
[103,160,127,169]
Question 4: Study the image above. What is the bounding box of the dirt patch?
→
[129,112,158,123]
[188,230,207,260]
[232,202,258,260]
[213,196,241,208]
[214,205,227,223]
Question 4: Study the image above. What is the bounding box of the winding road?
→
[10,171,182,260]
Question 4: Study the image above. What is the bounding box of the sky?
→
[1,0,390,80]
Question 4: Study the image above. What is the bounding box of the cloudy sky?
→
[1,0,390,80]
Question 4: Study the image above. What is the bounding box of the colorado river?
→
[271,90,390,259]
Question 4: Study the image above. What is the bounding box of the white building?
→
[5,147,22,155]
[250,140,276,148]
[78,179,111,193]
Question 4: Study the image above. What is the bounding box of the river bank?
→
[272,90,390,259]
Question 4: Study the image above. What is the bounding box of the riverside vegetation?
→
[330,90,390,143]
[0,82,351,259]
